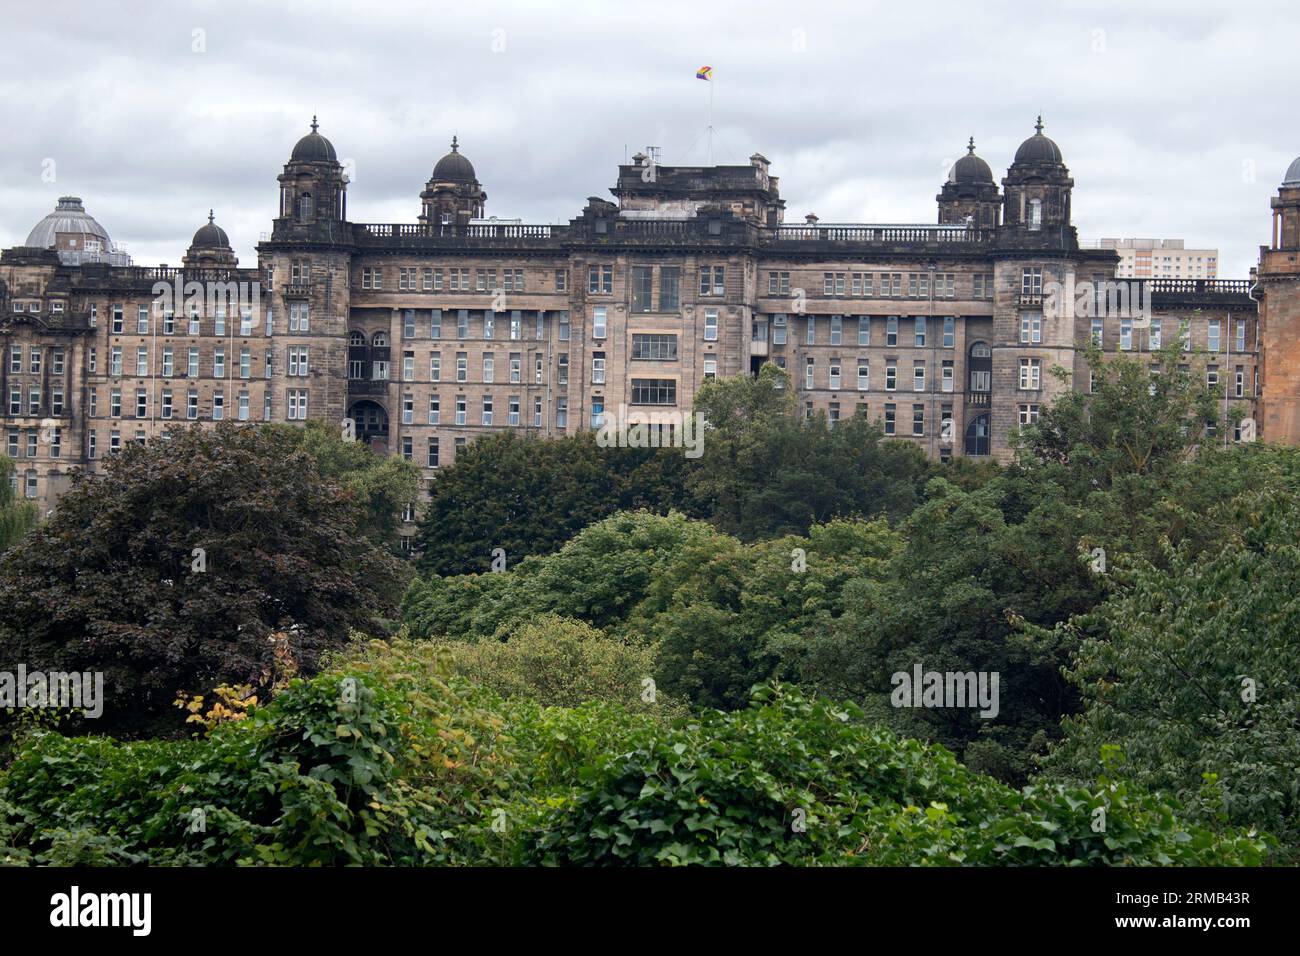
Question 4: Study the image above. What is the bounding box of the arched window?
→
[1028,198,1042,231]
[349,330,365,346]
[371,331,388,348]
[965,415,990,456]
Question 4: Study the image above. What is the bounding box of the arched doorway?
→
[348,399,389,454]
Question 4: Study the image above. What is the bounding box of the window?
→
[509,311,521,340]
[829,362,841,390]
[703,358,717,381]
[1021,313,1042,344]
[659,267,681,311]
[592,353,606,385]
[806,315,816,345]
[481,395,493,426]
[858,316,870,346]
[913,360,926,392]
[1208,320,1221,353]
[483,354,495,384]
[558,355,569,385]
[112,305,123,333]
[885,362,897,391]
[631,379,676,405]
[1018,358,1041,390]
[1150,319,1162,350]
[135,347,148,376]
[287,389,308,420]
[212,390,224,420]
[1207,364,1219,388]
[824,272,846,296]
[508,396,520,426]
[772,314,787,345]
[555,269,568,292]
[214,310,226,336]
[161,390,173,420]
[943,316,955,348]
[912,404,925,437]
[403,310,417,339]
[238,390,250,421]
[51,387,63,415]
[188,308,201,335]
[631,266,654,312]
[633,334,678,360]
[884,403,896,436]
[941,361,954,392]
[857,361,869,391]
[455,395,466,425]
[1180,320,1191,352]
[456,353,468,383]
[556,398,568,428]
[1090,318,1103,347]
[289,302,309,332]
[402,352,415,381]
[1018,404,1040,426]
[110,388,121,418]
[510,354,521,384]
[805,357,815,389]
[483,312,495,339]
[588,264,613,294]
[110,346,122,376]
[214,347,226,378]
[1021,268,1043,296]
[135,388,148,418]
[187,389,199,420]
[852,273,872,296]
[1235,366,1245,398]
[288,347,309,377]
[559,311,570,341]
[29,348,43,375]
[592,306,608,339]
[700,266,725,296]
[830,315,843,345]
[1028,198,1042,231]
[401,393,414,425]
[591,399,605,428]
[886,316,898,347]
[431,309,443,339]
[428,395,441,424]
[427,437,439,468]
[704,309,719,342]
[914,317,926,347]
[1236,321,1247,353]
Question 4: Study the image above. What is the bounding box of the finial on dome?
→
[451,134,459,153]
[310,115,319,133]
[967,136,976,154]
[208,209,215,224]
[1035,115,1044,134]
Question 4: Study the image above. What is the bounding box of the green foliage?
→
[403,511,900,709]
[413,431,691,576]
[0,422,409,736]
[0,657,1266,867]
[689,363,928,538]
[1039,487,1300,859]
[430,615,678,714]
[526,684,1268,866]
[269,419,422,550]
[0,454,38,553]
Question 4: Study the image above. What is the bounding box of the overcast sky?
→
[1,0,1295,277]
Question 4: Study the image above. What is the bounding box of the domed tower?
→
[24,196,131,265]
[1001,117,1074,236]
[273,117,349,239]
[183,210,238,269]
[937,137,1000,228]
[419,136,486,226]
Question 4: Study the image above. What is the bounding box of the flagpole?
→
[708,76,714,165]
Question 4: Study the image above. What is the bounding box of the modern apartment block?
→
[0,117,1270,550]
[1091,237,1219,279]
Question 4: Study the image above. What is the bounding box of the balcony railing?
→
[1148,279,1252,296]
[774,224,991,243]
[348,380,388,395]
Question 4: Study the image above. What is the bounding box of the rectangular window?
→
[455,395,466,425]
[592,353,606,385]
[886,316,898,347]
[943,316,955,348]
[588,264,613,294]
[829,362,841,390]
[1019,358,1042,390]
[456,353,468,383]
[1021,268,1043,295]
[592,306,608,339]
[884,403,896,436]
[805,357,815,389]
[886,362,897,391]
[703,358,717,381]
[481,395,493,426]
[402,394,414,424]
[508,396,520,426]
[1208,320,1221,353]
[913,360,926,392]
[630,378,677,405]
[135,347,148,376]
[559,311,571,341]
[430,309,443,339]
[212,390,224,420]
[806,315,816,345]
[1018,404,1040,426]
[772,314,787,345]
[161,390,173,420]
[1021,313,1042,344]
[187,389,198,420]
[857,361,869,391]
[633,334,678,360]
[830,315,843,345]
[483,312,495,339]
[509,354,521,384]
[704,309,719,342]
[214,347,226,378]
[858,316,870,346]
[659,267,681,311]
[631,266,654,312]
[428,395,441,424]
[912,403,925,437]
[1236,321,1247,353]
[427,437,439,468]
[1091,318,1103,347]
[112,305,123,333]
[914,316,926,347]
[941,361,954,393]
[1120,319,1133,351]
[1150,319,1162,350]
[483,354,495,384]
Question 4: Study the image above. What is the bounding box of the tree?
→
[1039,486,1300,859]
[689,362,928,539]
[413,432,691,576]
[0,423,408,735]
[0,455,38,553]
[268,419,421,549]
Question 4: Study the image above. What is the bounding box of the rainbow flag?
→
[696,66,712,81]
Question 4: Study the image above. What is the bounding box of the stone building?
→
[0,117,1269,549]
